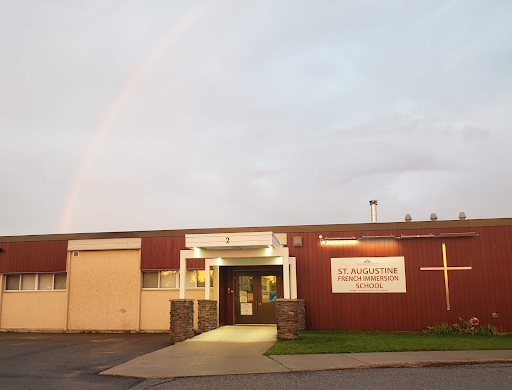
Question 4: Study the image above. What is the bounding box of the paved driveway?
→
[0,332,170,390]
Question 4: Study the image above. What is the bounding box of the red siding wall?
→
[289,226,512,332]
[0,241,68,273]
[140,236,204,269]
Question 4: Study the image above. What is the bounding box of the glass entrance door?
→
[234,271,282,324]
[258,275,278,324]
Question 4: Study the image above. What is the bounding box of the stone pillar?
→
[169,299,194,344]
[198,299,218,333]
[276,299,301,340]
[297,299,306,331]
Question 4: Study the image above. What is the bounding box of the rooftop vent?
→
[459,212,466,220]
[405,214,412,222]
[430,213,438,221]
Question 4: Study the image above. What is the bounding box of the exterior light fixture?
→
[399,233,478,239]
[400,234,436,239]
[438,232,478,238]
[320,236,359,246]
[359,235,399,240]
[322,237,358,241]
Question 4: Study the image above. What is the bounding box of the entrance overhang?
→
[202,256,296,299]
[179,233,297,303]
[185,232,282,250]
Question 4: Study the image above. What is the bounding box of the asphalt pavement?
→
[0,333,170,390]
[130,363,512,390]
[1,330,512,390]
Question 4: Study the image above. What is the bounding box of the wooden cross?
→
[420,243,472,311]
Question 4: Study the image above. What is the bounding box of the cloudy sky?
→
[1,0,511,236]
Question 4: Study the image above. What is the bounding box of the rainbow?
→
[58,1,213,233]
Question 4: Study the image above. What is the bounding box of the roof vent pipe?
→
[430,213,438,221]
[405,214,412,222]
[370,200,378,222]
[459,212,466,220]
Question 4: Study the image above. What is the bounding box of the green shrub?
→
[426,318,499,336]
[478,324,499,336]
[427,323,455,334]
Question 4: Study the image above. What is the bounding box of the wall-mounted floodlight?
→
[320,236,359,246]
[322,236,358,241]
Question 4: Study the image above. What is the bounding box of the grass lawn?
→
[265,330,512,355]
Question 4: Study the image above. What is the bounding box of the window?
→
[160,270,177,288]
[54,274,67,290]
[142,272,159,288]
[188,269,214,288]
[142,270,178,289]
[185,270,197,288]
[141,270,213,289]
[38,274,53,290]
[4,274,67,291]
[21,274,36,290]
[6,275,20,290]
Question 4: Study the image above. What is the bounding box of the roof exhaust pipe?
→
[370,200,378,223]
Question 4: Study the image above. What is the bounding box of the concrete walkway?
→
[270,349,512,371]
[101,326,287,378]
[101,327,512,379]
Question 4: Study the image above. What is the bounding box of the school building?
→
[0,208,511,334]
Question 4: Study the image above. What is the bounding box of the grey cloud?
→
[1,0,512,235]
[327,110,491,140]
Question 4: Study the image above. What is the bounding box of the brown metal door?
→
[234,270,282,324]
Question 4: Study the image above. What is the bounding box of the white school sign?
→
[331,257,406,293]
